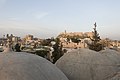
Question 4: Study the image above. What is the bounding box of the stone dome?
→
[56,48,120,80]
[107,72,120,80]
[0,51,69,80]
[100,49,120,65]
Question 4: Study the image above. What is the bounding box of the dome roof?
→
[0,51,69,80]
[107,72,120,80]
[56,48,120,80]
[100,49,120,65]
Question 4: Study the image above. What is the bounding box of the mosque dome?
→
[56,48,120,80]
[107,72,120,80]
[100,49,120,65]
[0,50,69,80]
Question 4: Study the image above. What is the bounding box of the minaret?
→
[65,30,67,34]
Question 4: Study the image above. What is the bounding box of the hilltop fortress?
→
[58,31,93,38]
[58,31,94,48]
[58,31,120,49]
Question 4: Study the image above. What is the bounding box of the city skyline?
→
[0,0,120,39]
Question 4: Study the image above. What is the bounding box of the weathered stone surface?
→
[100,49,120,66]
[100,49,120,80]
[56,48,120,80]
[106,72,120,80]
[0,52,69,80]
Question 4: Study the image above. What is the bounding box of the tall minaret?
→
[65,30,67,34]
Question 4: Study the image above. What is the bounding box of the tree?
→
[71,37,81,45]
[41,39,52,46]
[88,22,102,51]
[52,38,63,64]
[15,43,21,52]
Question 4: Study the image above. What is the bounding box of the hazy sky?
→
[0,0,120,39]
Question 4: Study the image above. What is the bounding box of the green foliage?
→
[41,39,53,46]
[88,22,102,51]
[35,50,48,58]
[70,37,81,44]
[52,38,63,64]
[89,43,102,51]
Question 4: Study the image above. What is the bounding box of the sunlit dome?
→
[0,49,69,80]
[56,48,120,80]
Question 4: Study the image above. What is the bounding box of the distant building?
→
[25,35,33,41]
[6,34,21,43]
[58,31,93,38]
[58,31,93,48]
[12,36,21,42]
[0,38,7,46]
[0,34,21,46]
